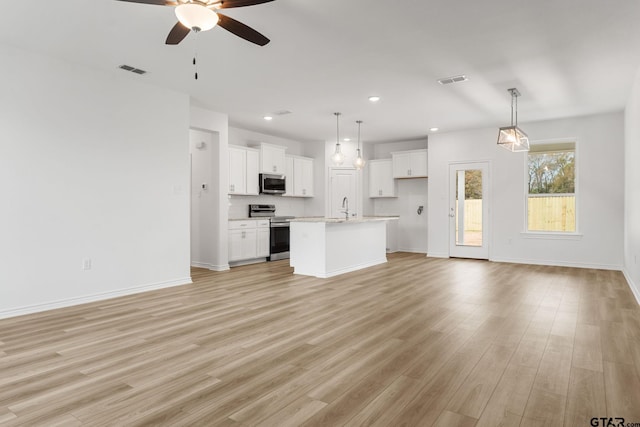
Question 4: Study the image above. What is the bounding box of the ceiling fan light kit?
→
[497,87,530,152]
[175,3,219,32]
[116,0,273,46]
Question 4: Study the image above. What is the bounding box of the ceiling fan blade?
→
[217,0,275,9]
[115,0,175,5]
[166,22,191,45]
[217,13,270,46]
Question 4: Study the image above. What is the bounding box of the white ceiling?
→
[3,0,640,143]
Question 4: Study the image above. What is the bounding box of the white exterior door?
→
[449,162,490,259]
[329,168,358,219]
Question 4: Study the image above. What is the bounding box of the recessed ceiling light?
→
[344,138,351,142]
[263,116,273,121]
[430,127,439,132]
[368,96,381,102]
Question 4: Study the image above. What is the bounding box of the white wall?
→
[372,139,429,253]
[428,112,625,269]
[0,45,191,318]
[190,107,230,271]
[190,129,223,269]
[624,67,640,303]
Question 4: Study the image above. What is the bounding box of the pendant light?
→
[497,88,530,152]
[331,112,345,165]
[353,120,366,170]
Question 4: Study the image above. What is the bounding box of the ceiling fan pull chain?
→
[193,30,200,80]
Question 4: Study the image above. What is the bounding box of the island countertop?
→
[289,216,398,224]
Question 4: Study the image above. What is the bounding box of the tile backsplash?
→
[228,195,306,219]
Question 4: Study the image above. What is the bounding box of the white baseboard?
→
[397,248,428,254]
[228,258,268,268]
[191,261,230,271]
[427,252,449,259]
[622,268,640,306]
[490,256,622,271]
[0,277,192,320]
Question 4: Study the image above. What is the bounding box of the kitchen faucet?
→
[341,196,349,220]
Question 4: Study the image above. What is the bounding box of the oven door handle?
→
[270,223,290,228]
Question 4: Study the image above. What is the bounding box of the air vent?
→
[119,64,147,75]
[437,74,468,85]
[273,110,292,116]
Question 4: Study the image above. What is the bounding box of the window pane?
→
[456,169,483,246]
[527,143,576,232]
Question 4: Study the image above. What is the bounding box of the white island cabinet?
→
[289,217,398,278]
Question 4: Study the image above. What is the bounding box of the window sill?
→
[520,232,583,241]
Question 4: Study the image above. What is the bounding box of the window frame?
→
[521,138,582,239]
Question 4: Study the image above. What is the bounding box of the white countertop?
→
[289,216,399,223]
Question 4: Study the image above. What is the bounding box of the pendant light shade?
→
[353,120,366,170]
[497,88,529,152]
[331,112,345,165]
[175,3,219,32]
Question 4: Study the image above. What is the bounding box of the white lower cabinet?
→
[257,227,270,257]
[228,220,270,262]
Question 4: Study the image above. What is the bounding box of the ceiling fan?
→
[116,0,274,46]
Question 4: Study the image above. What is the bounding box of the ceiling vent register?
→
[437,75,468,85]
[118,65,147,75]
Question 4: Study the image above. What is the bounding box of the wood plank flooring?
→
[1,253,639,426]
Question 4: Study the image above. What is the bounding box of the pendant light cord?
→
[335,112,341,146]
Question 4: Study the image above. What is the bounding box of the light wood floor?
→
[1,253,640,426]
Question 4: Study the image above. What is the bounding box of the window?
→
[527,142,576,232]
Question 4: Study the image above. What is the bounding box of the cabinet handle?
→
[302,189,306,195]
[273,165,277,172]
[408,169,412,176]
[379,189,382,196]
[242,231,246,238]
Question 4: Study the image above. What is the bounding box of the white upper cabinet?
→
[259,143,286,174]
[293,156,314,197]
[284,156,295,197]
[392,149,428,178]
[369,159,396,198]
[284,155,314,197]
[228,145,259,195]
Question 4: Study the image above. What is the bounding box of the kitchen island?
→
[289,217,399,278]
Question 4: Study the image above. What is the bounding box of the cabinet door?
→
[228,229,244,261]
[256,228,270,257]
[261,145,286,174]
[245,149,259,195]
[241,229,257,259]
[410,150,428,177]
[392,150,427,178]
[293,157,314,197]
[392,153,411,178]
[229,147,246,194]
[369,160,395,197]
[283,156,294,197]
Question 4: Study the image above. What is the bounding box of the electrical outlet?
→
[82,258,92,270]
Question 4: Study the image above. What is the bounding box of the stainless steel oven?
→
[248,204,293,261]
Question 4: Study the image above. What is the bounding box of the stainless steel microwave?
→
[259,173,286,194]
